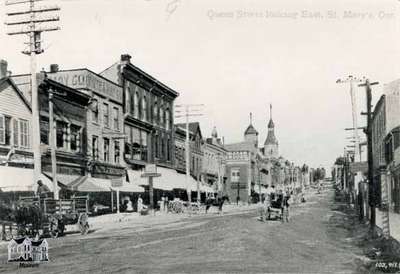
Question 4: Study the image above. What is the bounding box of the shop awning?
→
[68,176,144,193]
[0,166,57,192]
[127,167,201,191]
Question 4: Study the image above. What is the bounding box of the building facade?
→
[0,61,33,168]
[100,54,179,171]
[47,67,125,179]
[174,122,203,180]
[12,73,90,185]
[202,127,227,193]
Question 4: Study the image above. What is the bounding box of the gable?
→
[0,79,31,121]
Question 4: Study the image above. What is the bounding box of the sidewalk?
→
[376,209,400,242]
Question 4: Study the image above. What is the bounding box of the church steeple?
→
[244,112,258,146]
[264,104,279,158]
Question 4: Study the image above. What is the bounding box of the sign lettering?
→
[48,70,123,103]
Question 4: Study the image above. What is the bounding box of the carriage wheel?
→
[78,213,89,235]
[48,216,59,239]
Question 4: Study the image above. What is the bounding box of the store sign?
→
[350,162,368,173]
[145,164,157,174]
[48,70,123,103]
[111,178,123,187]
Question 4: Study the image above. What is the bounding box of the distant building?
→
[202,127,227,193]
[262,105,279,159]
[174,122,203,180]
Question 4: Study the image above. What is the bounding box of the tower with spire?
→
[244,112,258,147]
[264,104,279,158]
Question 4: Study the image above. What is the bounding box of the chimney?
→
[50,64,59,73]
[0,60,8,79]
[121,54,132,64]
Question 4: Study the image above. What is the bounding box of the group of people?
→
[260,185,292,223]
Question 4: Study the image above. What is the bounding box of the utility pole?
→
[175,104,204,211]
[5,0,60,190]
[337,76,363,201]
[359,78,379,230]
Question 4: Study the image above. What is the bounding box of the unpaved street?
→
[0,186,371,273]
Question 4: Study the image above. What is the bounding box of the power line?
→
[5,0,61,198]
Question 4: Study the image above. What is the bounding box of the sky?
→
[1,0,399,169]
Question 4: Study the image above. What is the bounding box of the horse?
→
[205,195,229,214]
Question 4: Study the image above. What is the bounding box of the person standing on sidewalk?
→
[137,195,143,213]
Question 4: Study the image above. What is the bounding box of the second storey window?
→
[70,125,81,152]
[103,138,110,162]
[0,115,5,144]
[114,140,120,163]
[19,119,30,148]
[92,136,99,160]
[231,169,240,183]
[103,103,109,128]
[113,107,119,130]
[91,99,99,123]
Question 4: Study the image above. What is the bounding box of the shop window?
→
[92,136,99,160]
[113,107,119,130]
[103,103,109,128]
[103,138,110,162]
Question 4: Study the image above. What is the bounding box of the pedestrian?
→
[161,195,165,212]
[36,180,51,199]
[283,191,291,222]
[126,197,134,212]
[137,195,143,213]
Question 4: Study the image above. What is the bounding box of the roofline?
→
[125,63,179,98]
[47,68,123,88]
[0,77,32,112]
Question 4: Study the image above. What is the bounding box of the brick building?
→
[100,54,179,172]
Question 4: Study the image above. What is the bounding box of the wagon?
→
[16,195,90,238]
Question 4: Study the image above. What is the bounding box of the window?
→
[56,121,66,149]
[113,107,119,130]
[134,91,139,119]
[165,109,170,130]
[19,119,29,148]
[4,116,11,145]
[153,101,158,125]
[13,119,19,147]
[114,141,120,163]
[91,99,99,123]
[160,106,164,128]
[129,87,134,114]
[0,115,5,144]
[231,169,240,183]
[70,125,81,152]
[103,138,110,162]
[103,103,109,128]
[167,138,171,161]
[92,136,99,160]
[142,96,147,121]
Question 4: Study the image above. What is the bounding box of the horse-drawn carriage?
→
[1,195,90,240]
